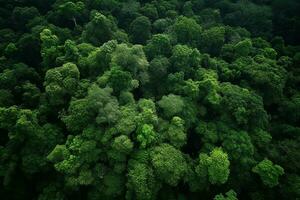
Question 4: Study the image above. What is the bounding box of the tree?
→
[196,121,218,147]
[113,105,137,135]
[55,1,85,27]
[170,44,201,76]
[127,162,160,200]
[61,98,94,133]
[62,39,79,63]
[214,190,238,200]
[172,16,202,46]
[279,94,300,124]
[19,82,41,108]
[252,159,284,188]
[141,3,159,20]
[196,148,230,185]
[0,0,299,199]
[109,135,133,161]
[137,98,158,126]
[111,43,149,85]
[144,34,172,59]
[234,39,253,57]
[107,67,133,94]
[146,57,170,96]
[0,69,17,89]
[153,18,172,33]
[166,116,186,148]
[0,107,63,177]
[4,43,17,59]
[280,174,300,199]
[62,85,120,133]
[12,6,40,30]
[221,130,254,166]
[130,16,151,44]
[40,29,60,68]
[82,12,117,46]
[224,1,272,38]
[158,94,184,118]
[85,40,117,77]
[197,69,221,106]
[150,144,188,186]
[231,56,287,105]
[219,83,268,130]
[44,62,80,106]
[199,26,225,56]
[47,134,100,187]
[136,124,157,148]
[0,89,14,107]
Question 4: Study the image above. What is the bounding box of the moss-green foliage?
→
[252,159,284,188]
[0,0,300,199]
[214,190,238,200]
[195,148,230,185]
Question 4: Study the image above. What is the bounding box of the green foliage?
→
[62,84,120,133]
[199,26,225,56]
[12,6,40,30]
[0,89,14,107]
[112,135,133,155]
[144,34,172,59]
[170,44,201,76]
[223,1,272,38]
[234,39,253,57]
[56,1,85,21]
[108,67,133,94]
[197,69,221,105]
[111,43,149,84]
[0,0,299,199]
[85,40,117,77]
[127,162,160,200]
[166,116,186,148]
[136,124,157,148]
[219,83,268,130]
[150,144,188,186]
[130,16,151,44]
[231,56,287,104]
[44,62,80,106]
[252,159,284,188]
[158,94,184,118]
[40,28,60,67]
[222,130,254,166]
[82,12,117,46]
[214,190,238,200]
[173,16,202,46]
[196,148,230,185]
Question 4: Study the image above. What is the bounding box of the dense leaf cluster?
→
[0,0,300,199]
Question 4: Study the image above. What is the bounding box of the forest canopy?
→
[0,0,300,199]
